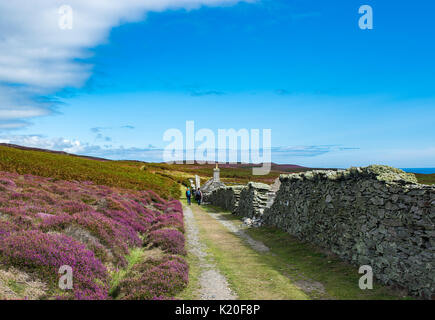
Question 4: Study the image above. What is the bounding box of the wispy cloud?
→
[272,145,359,157]
[275,89,292,95]
[91,125,135,133]
[190,90,226,97]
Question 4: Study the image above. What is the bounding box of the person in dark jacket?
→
[186,188,191,205]
[195,188,202,205]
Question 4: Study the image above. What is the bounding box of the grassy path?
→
[181,201,308,300]
[179,200,410,300]
[182,205,237,300]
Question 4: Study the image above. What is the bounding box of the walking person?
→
[186,187,191,205]
[195,188,202,206]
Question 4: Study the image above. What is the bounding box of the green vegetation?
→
[198,206,411,300]
[109,247,146,297]
[145,163,310,185]
[0,145,180,198]
[7,279,25,295]
[246,226,410,300]
[191,204,308,300]
[175,166,279,184]
[415,173,435,185]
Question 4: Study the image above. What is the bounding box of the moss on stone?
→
[364,165,418,184]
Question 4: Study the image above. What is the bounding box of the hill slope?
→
[0,145,180,198]
[0,170,188,299]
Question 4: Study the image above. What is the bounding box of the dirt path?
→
[183,205,237,300]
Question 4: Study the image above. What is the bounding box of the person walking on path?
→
[195,188,202,206]
[186,187,192,205]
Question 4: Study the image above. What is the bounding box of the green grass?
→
[7,279,25,295]
[415,173,435,185]
[109,247,146,297]
[200,206,411,300]
[246,226,411,300]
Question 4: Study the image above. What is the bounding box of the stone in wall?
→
[263,165,435,299]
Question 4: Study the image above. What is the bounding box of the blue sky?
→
[0,0,434,168]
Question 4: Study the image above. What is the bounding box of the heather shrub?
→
[147,190,166,204]
[0,178,16,188]
[40,211,141,266]
[147,229,186,256]
[152,202,167,212]
[0,220,19,239]
[61,200,93,214]
[115,255,188,300]
[0,170,187,300]
[165,200,183,214]
[0,230,109,300]
[148,213,185,233]
[98,207,154,234]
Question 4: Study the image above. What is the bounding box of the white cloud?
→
[0,0,252,130]
[0,134,165,162]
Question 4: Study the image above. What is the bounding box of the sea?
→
[401,168,435,174]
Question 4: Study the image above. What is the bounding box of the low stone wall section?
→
[263,166,434,299]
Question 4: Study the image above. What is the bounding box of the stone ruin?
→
[201,164,226,196]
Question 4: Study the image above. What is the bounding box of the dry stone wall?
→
[204,185,244,212]
[234,182,271,218]
[202,165,434,298]
[263,165,435,299]
[205,182,272,219]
